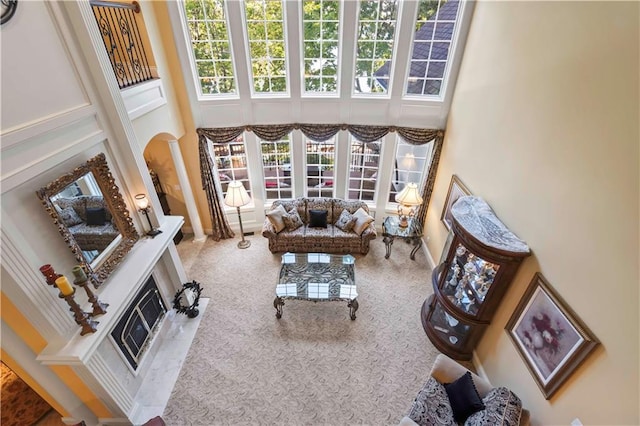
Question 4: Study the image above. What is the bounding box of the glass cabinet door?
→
[439,242,499,317]
[428,298,471,349]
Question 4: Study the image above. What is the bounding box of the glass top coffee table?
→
[273,252,358,320]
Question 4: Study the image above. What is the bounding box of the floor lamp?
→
[224,181,251,249]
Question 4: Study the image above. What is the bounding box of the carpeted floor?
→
[163,233,440,425]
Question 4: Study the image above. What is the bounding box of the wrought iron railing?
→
[90,0,154,89]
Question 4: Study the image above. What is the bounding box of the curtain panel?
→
[197,131,235,240]
[197,125,445,239]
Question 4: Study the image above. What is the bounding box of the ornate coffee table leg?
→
[348,298,358,320]
[273,296,284,318]
[383,236,394,259]
[410,237,423,260]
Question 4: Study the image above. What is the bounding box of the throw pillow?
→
[309,209,328,228]
[335,209,356,232]
[407,376,455,426]
[444,371,486,424]
[283,208,304,231]
[59,206,83,227]
[352,207,374,236]
[266,204,288,233]
[464,387,522,426]
[86,207,107,226]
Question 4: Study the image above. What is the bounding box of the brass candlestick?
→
[73,277,108,317]
[59,288,98,336]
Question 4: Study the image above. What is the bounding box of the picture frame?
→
[505,273,599,399]
[440,174,471,231]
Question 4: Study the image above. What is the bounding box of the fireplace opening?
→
[110,275,166,371]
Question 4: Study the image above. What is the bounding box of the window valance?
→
[197,124,444,144]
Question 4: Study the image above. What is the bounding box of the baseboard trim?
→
[421,237,437,270]
[471,351,490,383]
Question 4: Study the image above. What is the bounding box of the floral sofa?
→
[53,195,120,252]
[262,197,376,254]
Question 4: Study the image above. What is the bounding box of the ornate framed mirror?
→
[36,153,139,287]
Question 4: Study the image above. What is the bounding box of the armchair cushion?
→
[444,372,485,423]
[464,387,522,426]
[407,376,455,426]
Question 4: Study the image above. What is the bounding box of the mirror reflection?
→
[37,153,139,287]
[50,172,122,267]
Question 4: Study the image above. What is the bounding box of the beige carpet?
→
[164,233,441,425]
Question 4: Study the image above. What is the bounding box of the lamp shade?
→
[134,193,149,210]
[224,181,251,207]
[395,182,423,206]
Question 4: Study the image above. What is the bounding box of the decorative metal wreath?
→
[173,280,202,318]
[1,0,18,26]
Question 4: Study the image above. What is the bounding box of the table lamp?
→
[224,181,252,249]
[395,182,423,228]
[135,193,162,237]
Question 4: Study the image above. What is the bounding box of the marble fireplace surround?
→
[37,217,206,425]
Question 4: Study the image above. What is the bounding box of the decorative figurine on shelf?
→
[464,261,476,275]
[173,281,203,318]
[454,286,465,306]
[483,263,497,278]
[447,264,461,287]
[445,312,459,327]
[72,265,108,317]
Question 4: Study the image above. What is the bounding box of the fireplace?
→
[110,275,166,371]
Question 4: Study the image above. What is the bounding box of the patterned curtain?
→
[395,127,441,145]
[414,130,445,227]
[197,129,238,241]
[298,123,342,142]
[198,126,245,143]
[347,125,390,143]
[249,124,295,141]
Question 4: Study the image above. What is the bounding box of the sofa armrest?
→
[398,416,418,426]
[262,220,277,238]
[360,223,377,239]
[429,354,493,398]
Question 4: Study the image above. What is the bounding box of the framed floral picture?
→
[505,273,599,399]
[440,175,471,231]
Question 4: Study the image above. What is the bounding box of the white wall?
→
[425,2,639,424]
[0,1,89,132]
[129,0,185,149]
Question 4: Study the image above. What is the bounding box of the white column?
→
[167,140,206,242]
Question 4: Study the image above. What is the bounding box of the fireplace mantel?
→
[37,216,184,365]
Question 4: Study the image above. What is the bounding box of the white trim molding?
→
[121,79,168,121]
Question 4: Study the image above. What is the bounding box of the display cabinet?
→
[422,196,530,360]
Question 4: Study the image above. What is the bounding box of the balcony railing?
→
[90,0,154,89]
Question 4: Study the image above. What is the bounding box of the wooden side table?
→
[382,216,423,260]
